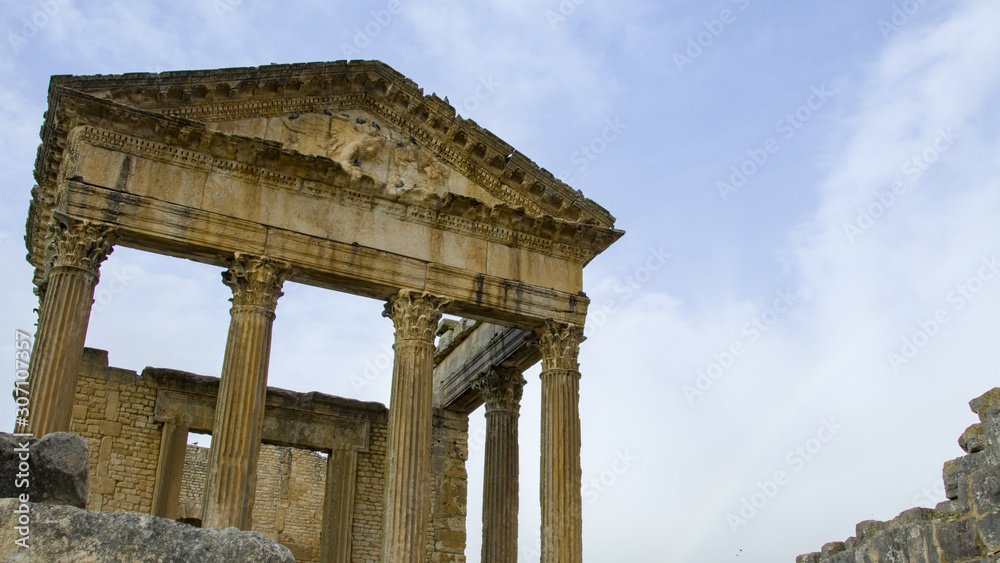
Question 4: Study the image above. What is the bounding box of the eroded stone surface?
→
[0,432,89,508]
[0,498,294,562]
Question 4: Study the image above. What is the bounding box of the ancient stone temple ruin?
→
[18,60,623,562]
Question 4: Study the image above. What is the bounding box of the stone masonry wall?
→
[69,348,470,563]
[179,444,327,562]
[798,388,1000,563]
[427,409,471,563]
[348,408,470,563]
[352,413,388,562]
[71,348,160,514]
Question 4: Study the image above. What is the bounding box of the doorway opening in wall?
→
[175,437,330,559]
[177,430,212,528]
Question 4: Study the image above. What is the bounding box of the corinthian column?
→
[537,320,584,563]
[202,253,290,530]
[474,366,526,563]
[26,212,116,436]
[381,289,450,563]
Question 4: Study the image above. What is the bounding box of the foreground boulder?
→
[0,499,295,562]
[0,432,89,508]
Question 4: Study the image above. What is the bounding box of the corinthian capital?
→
[473,366,526,414]
[383,289,451,343]
[222,253,291,312]
[44,211,117,278]
[536,319,583,372]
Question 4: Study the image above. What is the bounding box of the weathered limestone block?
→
[0,498,294,562]
[977,511,1000,552]
[970,467,1000,514]
[935,518,983,562]
[961,423,987,453]
[867,521,935,562]
[821,541,846,558]
[0,432,89,508]
[970,388,1000,421]
[824,551,855,563]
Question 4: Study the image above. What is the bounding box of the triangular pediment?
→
[47,60,616,228]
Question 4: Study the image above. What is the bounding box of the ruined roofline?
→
[42,59,617,230]
[81,347,387,418]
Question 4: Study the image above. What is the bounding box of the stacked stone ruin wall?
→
[71,350,160,515]
[427,409,471,563]
[352,416,388,562]
[69,348,469,563]
[799,387,1000,563]
[179,444,328,562]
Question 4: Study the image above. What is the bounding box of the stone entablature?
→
[27,84,616,325]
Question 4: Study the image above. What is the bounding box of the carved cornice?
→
[44,211,117,279]
[222,253,291,313]
[43,61,616,229]
[536,319,583,373]
[53,123,621,265]
[473,366,526,414]
[383,289,451,343]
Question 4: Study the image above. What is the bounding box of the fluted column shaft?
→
[537,320,584,563]
[475,366,526,563]
[202,253,289,530]
[381,290,450,563]
[26,213,115,436]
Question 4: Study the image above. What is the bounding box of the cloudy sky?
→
[2,0,1000,561]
